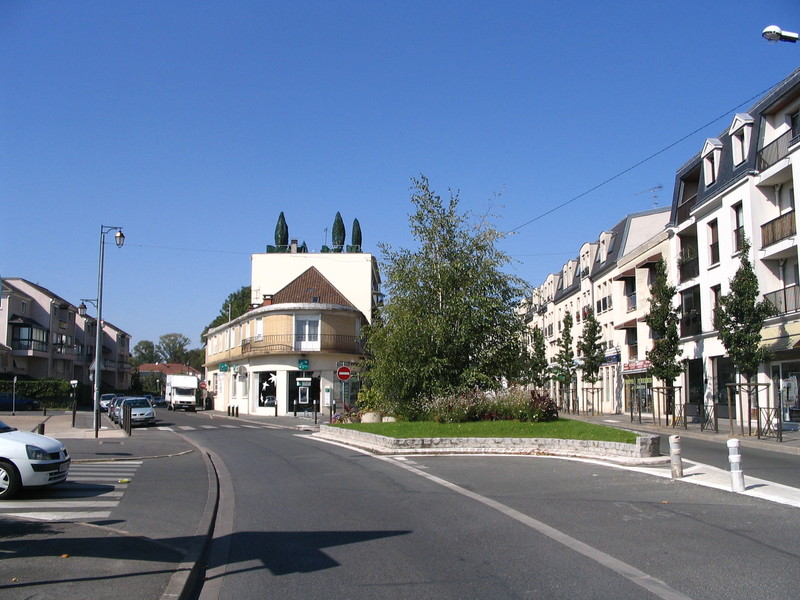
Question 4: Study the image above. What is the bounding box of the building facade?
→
[526,67,800,422]
[0,277,131,390]
[204,244,381,416]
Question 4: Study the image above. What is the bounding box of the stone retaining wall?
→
[316,425,662,462]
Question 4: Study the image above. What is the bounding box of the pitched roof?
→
[272,267,355,309]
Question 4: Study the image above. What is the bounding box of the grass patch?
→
[330,418,638,444]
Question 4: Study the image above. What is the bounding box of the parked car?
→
[99,393,118,412]
[0,419,70,499]
[0,393,40,412]
[115,397,156,427]
[107,396,123,421]
[152,396,167,407]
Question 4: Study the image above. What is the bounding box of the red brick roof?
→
[272,267,355,308]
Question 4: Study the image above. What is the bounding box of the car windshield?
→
[0,420,16,433]
[125,399,151,408]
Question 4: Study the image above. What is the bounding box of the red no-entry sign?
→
[336,366,352,381]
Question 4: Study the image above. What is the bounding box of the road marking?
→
[0,461,142,522]
[309,436,693,600]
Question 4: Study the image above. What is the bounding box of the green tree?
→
[352,218,362,248]
[645,258,683,416]
[577,308,604,385]
[156,333,191,364]
[363,175,528,417]
[131,340,158,366]
[275,212,289,247]
[551,312,576,407]
[202,285,252,340]
[526,325,550,389]
[713,237,775,395]
[332,211,346,252]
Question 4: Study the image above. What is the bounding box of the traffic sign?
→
[336,366,352,381]
[199,381,207,390]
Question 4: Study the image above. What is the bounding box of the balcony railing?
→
[240,334,364,355]
[679,257,699,282]
[676,194,697,224]
[758,129,795,171]
[626,293,637,312]
[764,284,800,315]
[761,210,796,248]
[11,340,48,352]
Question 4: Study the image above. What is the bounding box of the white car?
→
[0,419,70,499]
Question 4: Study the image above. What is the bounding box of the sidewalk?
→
[0,411,215,600]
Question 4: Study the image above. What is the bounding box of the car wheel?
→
[0,461,21,500]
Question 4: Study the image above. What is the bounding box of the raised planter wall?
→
[317,425,661,462]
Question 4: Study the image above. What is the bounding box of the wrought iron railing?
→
[764,284,800,315]
[240,334,364,355]
[758,129,794,171]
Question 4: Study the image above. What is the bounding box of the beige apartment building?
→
[204,243,381,416]
[0,277,131,390]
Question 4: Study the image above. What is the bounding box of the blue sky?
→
[2,1,799,349]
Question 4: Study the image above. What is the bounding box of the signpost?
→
[336,366,351,381]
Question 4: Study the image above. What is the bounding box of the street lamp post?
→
[81,226,125,438]
[762,25,799,44]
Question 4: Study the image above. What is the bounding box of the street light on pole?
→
[762,25,799,44]
[81,226,125,438]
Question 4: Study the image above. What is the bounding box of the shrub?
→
[413,389,558,423]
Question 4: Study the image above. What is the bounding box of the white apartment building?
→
[527,67,800,423]
[204,242,381,416]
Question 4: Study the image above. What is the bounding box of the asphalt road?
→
[162,410,800,600]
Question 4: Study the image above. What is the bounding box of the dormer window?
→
[702,138,722,186]
[729,113,753,166]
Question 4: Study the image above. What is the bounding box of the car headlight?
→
[27,445,51,460]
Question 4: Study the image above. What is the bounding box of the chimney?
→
[290,239,298,253]
[262,295,273,306]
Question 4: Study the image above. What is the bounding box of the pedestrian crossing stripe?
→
[0,461,142,522]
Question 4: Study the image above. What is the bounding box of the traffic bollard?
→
[727,439,745,492]
[669,435,683,479]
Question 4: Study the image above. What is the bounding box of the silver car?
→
[115,397,156,427]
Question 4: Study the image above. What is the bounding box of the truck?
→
[165,374,199,411]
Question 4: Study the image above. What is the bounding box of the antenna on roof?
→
[636,184,663,207]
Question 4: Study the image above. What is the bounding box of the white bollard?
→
[727,439,745,492]
[669,435,683,479]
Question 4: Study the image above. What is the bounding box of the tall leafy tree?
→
[527,325,550,389]
[131,340,158,366]
[203,285,252,340]
[332,211,346,252]
[578,308,604,385]
[156,333,191,364]
[644,258,683,416]
[363,175,528,416]
[713,237,775,395]
[551,312,576,406]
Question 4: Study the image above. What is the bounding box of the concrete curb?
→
[160,435,220,600]
[315,424,667,465]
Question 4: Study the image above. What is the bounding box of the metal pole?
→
[93,226,106,438]
[727,439,745,492]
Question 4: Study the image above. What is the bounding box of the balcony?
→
[626,293,637,312]
[765,284,800,315]
[758,129,797,171]
[676,194,697,224]
[679,257,699,282]
[761,211,796,248]
[240,334,364,355]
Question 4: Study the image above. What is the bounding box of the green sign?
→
[298,359,309,370]
[219,363,229,372]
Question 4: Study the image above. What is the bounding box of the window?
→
[729,114,753,166]
[733,203,745,252]
[702,139,722,186]
[792,110,800,139]
[711,285,721,324]
[680,286,702,337]
[295,315,320,351]
[708,220,719,265]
